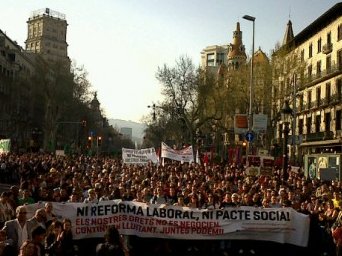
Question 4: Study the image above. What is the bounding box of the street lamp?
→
[280,100,293,181]
[243,14,255,155]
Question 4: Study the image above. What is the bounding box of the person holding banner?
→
[150,187,167,204]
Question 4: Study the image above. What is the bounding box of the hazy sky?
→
[1,0,340,123]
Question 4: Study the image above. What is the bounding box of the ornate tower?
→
[282,20,294,46]
[227,22,247,70]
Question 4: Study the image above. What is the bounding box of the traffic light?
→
[97,136,102,147]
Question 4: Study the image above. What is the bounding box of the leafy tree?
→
[152,56,222,159]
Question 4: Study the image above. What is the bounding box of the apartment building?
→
[273,3,342,172]
[0,29,36,148]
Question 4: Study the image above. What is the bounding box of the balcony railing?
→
[322,43,333,54]
[297,95,341,113]
[302,131,334,142]
[297,63,342,90]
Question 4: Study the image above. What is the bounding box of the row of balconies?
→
[297,93,342,112]
[298,63,342,90]
[277,130,341,145]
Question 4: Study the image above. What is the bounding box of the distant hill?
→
[108,119,146,143]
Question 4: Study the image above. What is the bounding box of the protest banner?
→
[122,147,158,164]
[27,201,309,247]
[161,142,194,163]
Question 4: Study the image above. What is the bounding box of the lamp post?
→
[243,14,255,155]
[280,100,293,181]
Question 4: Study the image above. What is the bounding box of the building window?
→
[338,24,342,41]
[336,110,342,130]
[326,82,331,103]
[315,115,321,133]
[325,112,331,132]
[308,90,312,109]
[327,32,332,45]
[326,55,331,73]
[337,79,342,100]
[316,87,321,107]
[299,94,304,111]
[206,53,215,66]
[298,119,303,134]
[337,50,342,70]
[317,60,321,76]
[301,49,305,62]
[307,116,312,134]
[317,37,322,53]
[217,53,225,65]
[309,43,313,58]
[308,65,312,80]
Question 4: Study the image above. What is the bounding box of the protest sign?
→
[27,201,309,247]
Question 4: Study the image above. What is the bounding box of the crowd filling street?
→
[0,152,341,255]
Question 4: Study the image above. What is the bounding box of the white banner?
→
[161,142,194,163]
[122,147,158,164]
[26,201,309,247]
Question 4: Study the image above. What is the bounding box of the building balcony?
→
[302,131,334,142]
[330,93,342,104]
[322,43,333,54]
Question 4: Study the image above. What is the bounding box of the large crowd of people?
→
[0,152,341,255]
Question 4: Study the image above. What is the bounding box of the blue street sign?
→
[245,132,254,142]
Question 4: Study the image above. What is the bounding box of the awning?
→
[300,139,342,147]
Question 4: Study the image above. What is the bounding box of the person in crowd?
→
[0,229,15,256]
[83,189,99,204]
[27,208,47,240]
[45,220,64,256]
[202,193,219,209]
[18,190,35,205]
[60,218,75,256]
[166,186,178,205]
[0,192,15,229]
[18,240,38,256]
[44,202,56,228]
[51,188,62,203]
[269,194,282,208]
[2,205,29,252]
[150,187,167,204]
[36,187,51,202]
[187,194,200,208]
[231,193,240,207]
[96,225,127,256]
[332,223,342,256]
[9,186,19,210]
[31,226,46,256]
[220,192,234,208]
[173,194,186,207]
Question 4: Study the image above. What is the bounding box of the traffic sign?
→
[245,131,254,142]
